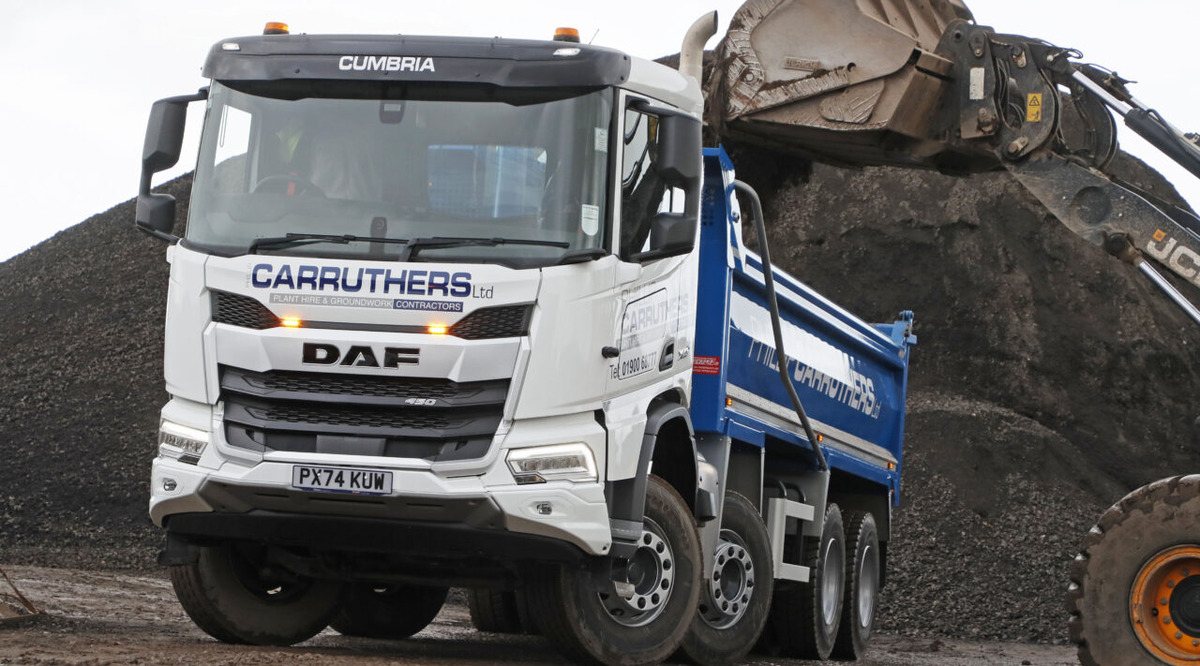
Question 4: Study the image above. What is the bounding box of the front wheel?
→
[330,583,448,639]
[527,475,702,665]
[678,492,773,665]
[169,542,343,646]
[1069,475,1200,665]
[467,587,536,634]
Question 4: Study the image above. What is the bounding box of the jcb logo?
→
[302,343,419,368]
[1146,232,1200,286]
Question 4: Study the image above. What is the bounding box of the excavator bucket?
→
[708,0,984,170]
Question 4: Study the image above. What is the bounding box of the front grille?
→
[213,291,279,330]
[220,366,507,462]
[450,305,532,340]
[258,372,463,400]
[245,401,460,431]
[221,367,509,408]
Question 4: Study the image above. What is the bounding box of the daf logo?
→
[302,343,419,368]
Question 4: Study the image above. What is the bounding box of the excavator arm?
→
[708,0,1200,324]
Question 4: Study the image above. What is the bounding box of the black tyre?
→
[1068,475,1200,666]
[467,587,535,634]
[769,502,845,660]
[527,475,702,665]
[679,492,774,666]
[330,583,448,639]
[832,511,880,660]
[169,542,342,646]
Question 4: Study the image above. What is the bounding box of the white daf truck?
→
[136,14,915,665]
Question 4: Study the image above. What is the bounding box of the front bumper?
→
[151,453,613,557]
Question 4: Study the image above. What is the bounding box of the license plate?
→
[292,465,392,495]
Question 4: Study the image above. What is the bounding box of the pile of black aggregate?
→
[2,149,1199,644]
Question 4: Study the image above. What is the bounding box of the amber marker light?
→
[427,324,449,335]
[553,27,581,43]
[263,22,290,35]
[281,317,302,328]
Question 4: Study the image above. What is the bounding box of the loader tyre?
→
[1068,475,1200,666]
[467,587,535,634]
[769,502,845,660]
[832,511,880,660]
[527,475,702,665]
[169,542,342,646]
[330,583,448,639]
[679,491,774,666]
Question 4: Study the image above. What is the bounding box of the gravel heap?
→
[2,150,1199,644]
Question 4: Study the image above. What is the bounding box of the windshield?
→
[186,82,612,267]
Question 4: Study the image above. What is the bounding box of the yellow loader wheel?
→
[1069,475,1200,665]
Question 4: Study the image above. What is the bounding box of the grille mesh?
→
[212,291,279,330]
[257,372,464,400]
[450,305,531,340]
[246,403,455,431]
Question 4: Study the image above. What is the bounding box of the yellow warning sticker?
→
[1154,229,1167,243]
[1027,93,1043,122]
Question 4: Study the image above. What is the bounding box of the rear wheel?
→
[527,475,702,665]
[169,542,342,646]
[679,492,773,665]
[330,583,448,639]
[768,502,845,660]
[1068,475,1200,665]
[832,511,880,660]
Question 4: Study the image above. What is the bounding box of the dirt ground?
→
[0,565,1076,666]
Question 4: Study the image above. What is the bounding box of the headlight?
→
[506,443,597,484]
[158,420,209,465]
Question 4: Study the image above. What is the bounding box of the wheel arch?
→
[606,393,704,558]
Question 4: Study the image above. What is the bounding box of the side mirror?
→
[654,113,702,187]
[136,194,177,238]
[142,99,189,176]
[136,90,206,242]
[648,212,694,255]
[631,212,697,262]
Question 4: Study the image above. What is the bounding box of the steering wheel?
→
[254,174,326,197]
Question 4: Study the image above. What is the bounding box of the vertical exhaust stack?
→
[680,11,719,87]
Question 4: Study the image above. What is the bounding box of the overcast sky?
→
[2,0,1196,262]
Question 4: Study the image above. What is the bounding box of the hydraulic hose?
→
[732,180,828,471]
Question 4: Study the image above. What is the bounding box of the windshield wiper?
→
[400,236,570,261]
[249,233,409,254]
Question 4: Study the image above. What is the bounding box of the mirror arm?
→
[135,221,180,244]
[628,97,694,120]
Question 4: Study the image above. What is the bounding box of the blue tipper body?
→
[690,147,917,503]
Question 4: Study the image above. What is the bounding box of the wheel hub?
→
[699,530,756,629]
[1172,576,1200,639]
[821,536,844,627]
[1130,545,1200,661]
[601,519,674,627]
[857,543,879,629]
